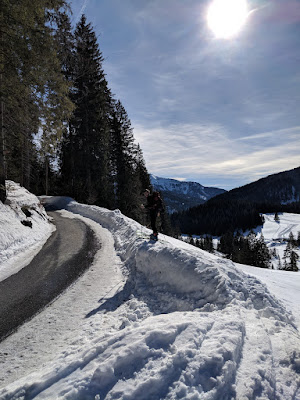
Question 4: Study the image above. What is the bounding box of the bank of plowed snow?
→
[0,181,53,282]
[1,194,300,399]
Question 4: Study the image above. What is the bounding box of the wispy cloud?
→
[133,122,300,189]
[73,0,90,22]
[72,0,300,188]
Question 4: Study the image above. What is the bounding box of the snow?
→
[258,213,300,267]
[262,213,300,241]
[0,184,300,399]
[0,181,54,282]
[150,175,225,201]
[236,264,300,327]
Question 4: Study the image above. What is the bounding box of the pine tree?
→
[290,251,299,272]
[111,100,138,215]
[110,99,151,223]
[283,242,291,269]
[66,14,113,206]
[274,212,280,222]
[204,236,213,252]
[218,231,234,257]
[0,0,72,200]
[135,144,151,190]
[288,232,297,248]
[253,233,271,268]
[56,10,77,196]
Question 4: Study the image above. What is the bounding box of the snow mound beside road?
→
[0,182,53,281]
[59,201,299,400]
[1,197,300,400]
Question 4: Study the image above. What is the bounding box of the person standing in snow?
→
[142,189,163,240]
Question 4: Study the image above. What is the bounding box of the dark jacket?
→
[145,192,163,212]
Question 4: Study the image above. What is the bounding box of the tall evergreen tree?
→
[0,0,73,200]
[111,100,136,211]
[111,100,150,222]
[62,14,113,205]
[0,0,73,201]
[218,231,234,257]
[55,10,76,195]
[290,251,299,272]
[253,233,271,268]
[288,232,297,248]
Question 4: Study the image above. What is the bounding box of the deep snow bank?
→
[1,198,300,400]
[0,181,53,281]
[59,201,300,400]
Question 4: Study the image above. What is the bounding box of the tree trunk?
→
[45,155,49,196]
[23,131,30,189]
[0,82,6,203]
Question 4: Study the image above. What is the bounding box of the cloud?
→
[259,0,300,24]
[133,122,300,189]
[75,0,300,189]
[74,0,90,22]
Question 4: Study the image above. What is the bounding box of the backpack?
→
[152,191,160,201]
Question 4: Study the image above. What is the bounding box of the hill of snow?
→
[0,184,300,399]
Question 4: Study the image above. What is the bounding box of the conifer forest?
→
[0,1,150,223]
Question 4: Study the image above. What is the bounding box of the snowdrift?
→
[1,197,300,399]
[0,182,53,281]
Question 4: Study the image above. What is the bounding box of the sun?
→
[207,0,248,39]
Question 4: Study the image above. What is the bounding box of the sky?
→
[70,0,300,190]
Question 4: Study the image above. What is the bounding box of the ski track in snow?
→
[263,213,299,240]
[0,197,300,399]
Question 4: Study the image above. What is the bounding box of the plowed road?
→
[0,211,98,341]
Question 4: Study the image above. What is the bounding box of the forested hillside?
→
[212,166,300,204]
[0,1,150,223]
[172,167,300,236]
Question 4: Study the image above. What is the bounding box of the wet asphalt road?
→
[0,211,98,342]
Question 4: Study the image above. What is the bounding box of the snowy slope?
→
[255,213,300,268]
[0,187,300,399]
[262,213,300,241]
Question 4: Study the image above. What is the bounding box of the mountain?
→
[171,167,300,236]
[211,166,300,205]
[150,175,226,213]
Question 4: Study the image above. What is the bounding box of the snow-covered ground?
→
[0,181,54,282]
[261,213,300,266]
[184,212,300,270]
[0,183,300,399]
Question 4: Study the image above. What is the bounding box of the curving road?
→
[0,211,99,341]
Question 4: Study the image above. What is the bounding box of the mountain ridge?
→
[211,166,300,205]
[171,166,300,236]
[150,175,226,213]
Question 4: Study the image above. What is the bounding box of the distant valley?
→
[170,166,300,236]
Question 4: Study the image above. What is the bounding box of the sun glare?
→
[207,0,248,39]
